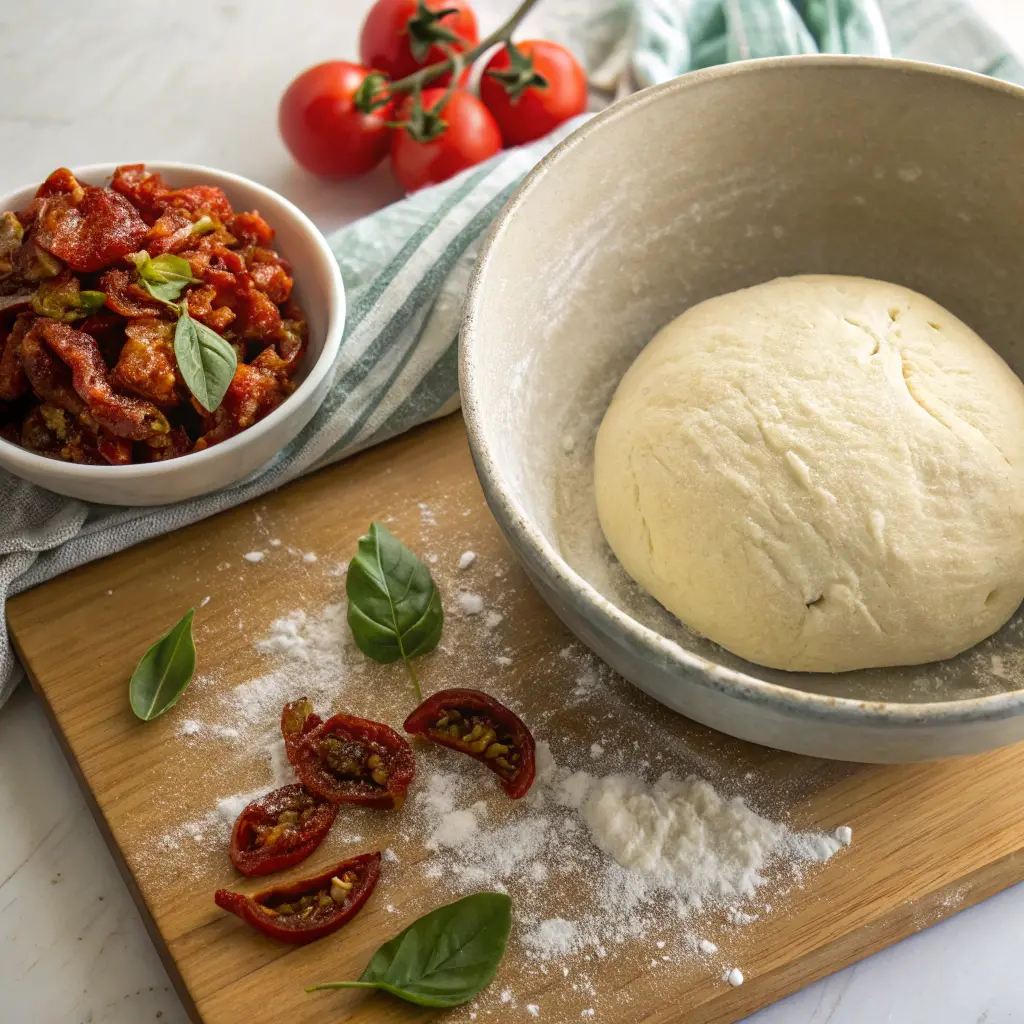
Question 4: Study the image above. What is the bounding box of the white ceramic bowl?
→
[462,57,1024,763]
[0,162,344,505]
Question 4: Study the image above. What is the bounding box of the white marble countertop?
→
[3,2,1024,1022]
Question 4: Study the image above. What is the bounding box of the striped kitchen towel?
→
[0,0,1020,706]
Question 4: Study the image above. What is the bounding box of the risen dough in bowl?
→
[594,275,1024,673]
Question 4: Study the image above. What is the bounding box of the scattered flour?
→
[496,655,513,667]
[302,551,318,564]
[459,550,477,569]
[457,591,485,616]
[243,551,265,563]
[483,610,504,631]
[725,967,744,987]
[179,720,239,741]
[835,825,854,846]
[699,939,718,954]
[199,595,211,608]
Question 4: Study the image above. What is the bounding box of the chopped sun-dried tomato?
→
[282,699,416,810]
[32,319,168,440]
[97,431,133,465]
[193,362,288,450]
[0,314,30,401]
[20,321,86,415]
[229,211,274,246]
[112,318,181,407]
[145,425,193,461]
[145,208,196,256]
[34,186,147,273]
[247,250,293,305]
[96,269,164,319]
[404,689,537,799]
[229,783,338,877]
[214,852,380,944]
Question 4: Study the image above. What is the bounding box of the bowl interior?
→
[465,58,1024,708]
[0,161,342,479]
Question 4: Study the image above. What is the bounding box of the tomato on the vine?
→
[278,61,394,179]
[360,0,479,85]
[390,88,501,193]
[480,40,588,147]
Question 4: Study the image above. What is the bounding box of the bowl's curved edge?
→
[0,161,347,497]
[459,54,1024,750]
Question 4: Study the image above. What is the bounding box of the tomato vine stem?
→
[387,0,543,96]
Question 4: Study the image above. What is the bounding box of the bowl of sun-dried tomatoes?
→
[0,162,345,505]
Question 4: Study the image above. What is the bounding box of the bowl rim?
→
[461,54,1024,727]
[0,160,345,481]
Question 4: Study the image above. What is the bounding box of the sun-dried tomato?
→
[145,425,193,461]
[98,431,132,465]
[0,212,24,279]
[0,314,30,401]
[32,319,168,440]
[229,784,338,877]
[184,283,235,333]
[110,164,167,224]
[99,268,165,319]
[35,168,81,200]
[404,689,537,799]
[229,211,274,246]
[281,698,323,762]
[215,851,380,945]
[112,318,181,407]
[15,233,63,282]
[79,310,126,366]
[159,184,233,221]
[193,362,288,450]
[20,322,85,415]
[282,699,416,810]
[145,208,196,256]
[34,185,147,273]
[232,274,282,342]
[245,246,293,304]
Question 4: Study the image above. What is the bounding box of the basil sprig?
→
[173,309,237,413]
[307,892,512,1008]
[129,251,197,305]
[129,609,197,721]
[345,522,443,699]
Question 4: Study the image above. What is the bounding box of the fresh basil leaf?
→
[173,309,237,412]
[130,251,196,304]
[129,609,197,722]
[78,290,107,316]
[307,893,511,1008]
[346,522,444,667]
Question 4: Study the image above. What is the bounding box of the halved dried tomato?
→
[282,700,416,810]
[229,783,338,877]
[34,185,147,273]
[404,689,536,799]
[214,851,380,944]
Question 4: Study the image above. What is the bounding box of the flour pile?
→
[406,739,847,961]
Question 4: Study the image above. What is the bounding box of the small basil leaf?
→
[130,251,197,304]
[345,522,443,665]
[129,609,197,721]
[173,309,237,412]
[306,892,511,1008]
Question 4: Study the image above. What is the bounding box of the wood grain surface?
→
[8,413,1024,1024]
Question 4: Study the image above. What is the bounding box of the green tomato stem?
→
[387,0,543,96]
[403,657,423,701]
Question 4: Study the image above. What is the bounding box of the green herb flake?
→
[31,277,106,322]
[190,215,217,236]
[173,308,237,412]
[129,609,197,722]
[130,251,197,304]
[345,522,443,698]
[306,892,512,1008]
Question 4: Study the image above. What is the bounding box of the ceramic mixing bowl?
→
[461,56,1024,762]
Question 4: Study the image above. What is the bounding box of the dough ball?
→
[594,275,1024,673]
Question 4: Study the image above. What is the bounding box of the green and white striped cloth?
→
[0,0,1020,706]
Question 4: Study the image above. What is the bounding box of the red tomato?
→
[360,0,478,84]
[278,61,393,179]
[390,89,501,193]
[480,40,588,147]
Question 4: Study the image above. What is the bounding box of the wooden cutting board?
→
[9,413,1024,1024]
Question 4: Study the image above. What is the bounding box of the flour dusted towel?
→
[0,0,1021,708]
